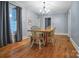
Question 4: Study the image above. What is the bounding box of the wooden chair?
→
[30,26,39,45]
[47,28,55,45]
[30,26,45,49]
[30,32,45,49]
[46,25,51,29]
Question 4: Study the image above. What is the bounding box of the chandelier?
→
[40,1,50,15]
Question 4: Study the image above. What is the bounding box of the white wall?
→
[23,10,40,38]
[40,13,68,34]
[68,2,79,49]
[9,2,40,39]
[52,14,68,34]
[9,1,68,39]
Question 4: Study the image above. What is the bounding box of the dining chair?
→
[30,26,39,45]
[30,26,45,49]
[46,25,51,29]
[30,31,45,49]
[47,28,55,45]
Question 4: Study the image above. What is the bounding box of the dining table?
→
[28,27,55,46]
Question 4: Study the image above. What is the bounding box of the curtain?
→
[15,6,22,42]
[0,1,11,47]
[0,1,22,47]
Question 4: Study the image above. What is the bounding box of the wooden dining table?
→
[28,28,55,46]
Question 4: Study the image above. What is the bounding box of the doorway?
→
[45,17,51,29]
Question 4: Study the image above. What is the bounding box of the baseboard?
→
[55,33,79,56]
[68,35,79,53]
[69,37,79,57]
[22,37,30,40]
[55,33,68,36]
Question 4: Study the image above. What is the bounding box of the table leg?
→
[44,32,48,46]
[46,33,48,44]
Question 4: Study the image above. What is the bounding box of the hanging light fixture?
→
[40,1,50,15]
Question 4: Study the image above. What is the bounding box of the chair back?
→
[51,28,55,36]
[31,26,40,30]
[46,26,51,29]
[31,26,41,38]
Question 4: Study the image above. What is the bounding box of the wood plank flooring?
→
[0,35,78,58]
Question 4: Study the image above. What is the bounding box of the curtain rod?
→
[9,2,17,7]
[9,2,21,8]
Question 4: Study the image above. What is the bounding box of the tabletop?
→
[28,28,55,32]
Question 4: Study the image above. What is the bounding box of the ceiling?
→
[15,1,72,15]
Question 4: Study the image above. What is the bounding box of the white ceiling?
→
[15,1,72,15]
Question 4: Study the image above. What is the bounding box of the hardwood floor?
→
[0,35,78,58]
